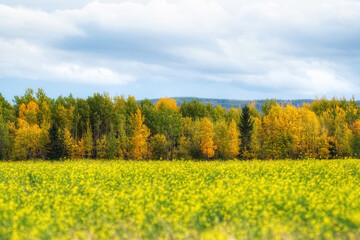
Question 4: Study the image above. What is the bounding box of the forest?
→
[0,88,359,160]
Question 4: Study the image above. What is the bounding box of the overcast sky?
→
[1,0,360,101]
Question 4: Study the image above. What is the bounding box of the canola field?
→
[0,160,360,239]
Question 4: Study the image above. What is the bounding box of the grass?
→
[0,159,360,239]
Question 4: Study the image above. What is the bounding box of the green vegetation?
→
[1,159,360,239]
[1,88,360,160]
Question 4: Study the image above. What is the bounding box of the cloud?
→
[0,4,83,42]
[1,0,360,99]
[0,38,134,85]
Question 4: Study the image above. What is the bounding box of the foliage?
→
[239,105,254,157]
[150,134,168,160]
[2,89,360,160]
[200,117,217,159]
[130,108,150,160]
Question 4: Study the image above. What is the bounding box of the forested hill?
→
[144,97,315,111]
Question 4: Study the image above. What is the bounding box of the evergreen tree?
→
[84,122,93,158]
[46,123,65,160]
[239,105,254,157]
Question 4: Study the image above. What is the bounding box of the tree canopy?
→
[0,89,360,160]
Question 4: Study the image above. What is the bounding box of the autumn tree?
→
[12,118,42,159]
[200,117,217,159]
[214,120,229,159]
[74,138,85,159]
[96,135,107,159]
[214,119,239,159]
[298,108,320,158]
[130,108,150,160]
[62,128,76,159]
[259,105,301,159]
[156,97,179,111]
[12,101,48,160]
[228,119,240,159]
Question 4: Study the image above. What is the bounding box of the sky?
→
[1,0,360,101]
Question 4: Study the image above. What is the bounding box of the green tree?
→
[0,103,11,160]
[46,122,65,160]
[239,105,254,157]
[106,131,118,159]
[150,134,168,160]
[83,122,93,158]
[261,99,277,116]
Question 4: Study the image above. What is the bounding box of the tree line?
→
[0,88,359,160]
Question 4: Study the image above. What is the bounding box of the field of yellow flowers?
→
[0,160,360,239]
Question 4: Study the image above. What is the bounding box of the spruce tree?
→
[239,105,254,156]
[46,123,65,160]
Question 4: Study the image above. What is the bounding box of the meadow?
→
[0,160,360,239]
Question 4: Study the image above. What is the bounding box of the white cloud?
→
[0,4,83,41]
[47,64,134,85]
[0,38,134,85]
[58,0,230,37]
[1,0,360,98]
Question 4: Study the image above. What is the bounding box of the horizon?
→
[2,88,359,104]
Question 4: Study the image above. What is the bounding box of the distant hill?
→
[141,97,315,112]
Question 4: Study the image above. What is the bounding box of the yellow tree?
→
[316,128,330,159]
[130,108,150,160]
[12,101,48,159]
[227,119,239,159]
[259,105,300,159]
[12,119,42,159]
[214,120,229,159]
[334,107,353,157]
[19,101,39,125]
[96,135,107,159]
[298,108,320,158]
[62,128,76,159]
[200,117,217,159]
[156,97,179,111]
[248,117,261,159]
[75,138,85,159]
